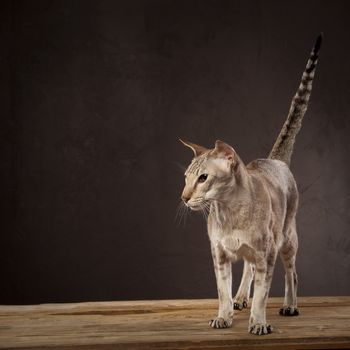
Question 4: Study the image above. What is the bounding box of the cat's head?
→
[180,139,245,211]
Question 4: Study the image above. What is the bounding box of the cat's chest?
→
[211,228,248,261]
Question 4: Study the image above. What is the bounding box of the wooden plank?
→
[0,297,349,349]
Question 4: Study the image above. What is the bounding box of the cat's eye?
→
[198,174,208,183]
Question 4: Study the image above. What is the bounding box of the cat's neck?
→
[209,171,254,230]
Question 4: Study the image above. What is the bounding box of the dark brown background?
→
[1,0,349,304]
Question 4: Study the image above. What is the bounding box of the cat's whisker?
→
[180,203,187,227]
[175,201,188,227]
[175,202,184,225]
[204,202,211,217]
[200,206,207,221]
[169,160,187,173]
[184,203,190,226]
[183,204,189,226]
[174,202,182,223]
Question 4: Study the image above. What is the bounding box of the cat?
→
[179,34,322,335]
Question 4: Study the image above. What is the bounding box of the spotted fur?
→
[179,34,322,335]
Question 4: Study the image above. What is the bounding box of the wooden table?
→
[0,297,349,349]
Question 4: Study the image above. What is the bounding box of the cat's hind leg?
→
[233,260,254,310]
[279,224,299,316]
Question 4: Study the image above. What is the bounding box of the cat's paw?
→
[249,323,273,335]
[209,317,232,329]
[233,299,248,311]
[279,306,299,316]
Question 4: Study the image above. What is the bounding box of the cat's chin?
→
[188,203,207,211]
[189,206,202,211]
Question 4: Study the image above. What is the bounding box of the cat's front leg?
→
[209,243,233,329]
[249,250,277,335]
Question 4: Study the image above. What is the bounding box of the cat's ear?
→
[179,139,208,157]
[214,140,236,163]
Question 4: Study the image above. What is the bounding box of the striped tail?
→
[268,33,323,166]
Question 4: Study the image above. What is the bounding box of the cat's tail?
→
[268,33,323,166]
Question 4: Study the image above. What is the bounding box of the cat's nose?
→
[181,194,190,203]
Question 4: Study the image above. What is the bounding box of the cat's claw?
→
[233,300,248,311]
[279,307,299,316]
[249,323,273,335]
[209,317,232,329]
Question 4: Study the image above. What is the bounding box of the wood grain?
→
[0,297,349,349]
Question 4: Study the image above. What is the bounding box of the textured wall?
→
[1,0,350,304]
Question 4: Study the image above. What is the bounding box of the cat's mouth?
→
[186,200,209,211]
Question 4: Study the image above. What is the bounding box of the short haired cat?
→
[180,34,322,335]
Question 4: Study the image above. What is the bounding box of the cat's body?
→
[208,158,298,265]
[207,157,298,334]
[180,34,322,335]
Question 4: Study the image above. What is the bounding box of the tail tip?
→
[314,32,323,52]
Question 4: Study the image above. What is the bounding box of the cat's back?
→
[246,158,297,196]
